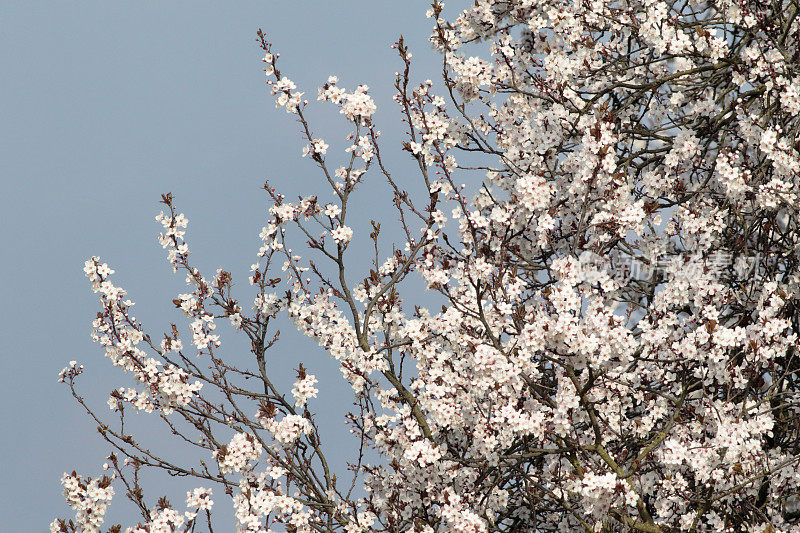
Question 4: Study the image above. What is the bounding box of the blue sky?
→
[0,2,444,527]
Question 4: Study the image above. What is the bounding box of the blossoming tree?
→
[53,0,800,531]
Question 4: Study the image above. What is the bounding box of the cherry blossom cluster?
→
[232,471,311,531]
[214,432,263,474]
[291,367,319,408]
[185,487,213,518]
[340,85,377,122]
[50,472,114,533]
[155,210,189,272]
[125,507,186,532]
[260,413,314,447]
[317,76,377,122]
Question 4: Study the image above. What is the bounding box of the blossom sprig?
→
[317,76,377,123]
[155,209,189,272]
[49,471,115,533]
[214,432,263,474]
[79,258,205,414]
[291,363,319,408]
[260,35,306,114]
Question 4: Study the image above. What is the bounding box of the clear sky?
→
[0,1,443,527]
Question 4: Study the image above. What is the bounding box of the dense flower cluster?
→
[331,224,354,245]
[50,472,114,533]
[214,433,263,474]
[317,76,377,122]
[340,85,377,121]
[232,472,311,531]
[257,410,314,446]
[55,1,800,531]
[185,487,213,519]
[291,370,319,408]
[126,507,186,532]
